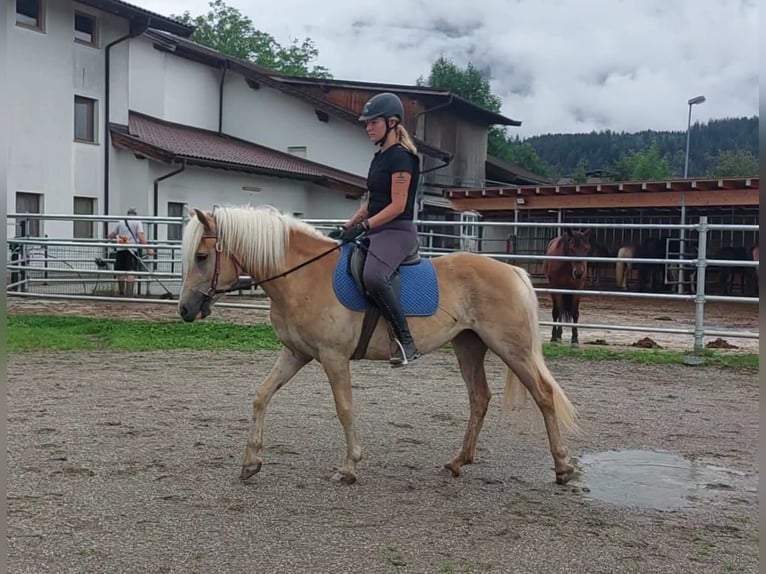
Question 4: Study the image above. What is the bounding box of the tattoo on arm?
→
[393,173,408,184]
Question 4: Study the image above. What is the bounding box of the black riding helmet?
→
[359,92,404,146]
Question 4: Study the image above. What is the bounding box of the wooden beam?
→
[449,188,760,211]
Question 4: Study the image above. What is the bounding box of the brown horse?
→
[543,229,591,347]
[177,205,578,486]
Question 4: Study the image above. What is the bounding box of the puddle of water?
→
[578,450,744,511]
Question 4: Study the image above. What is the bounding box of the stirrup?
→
[390,338,420,368]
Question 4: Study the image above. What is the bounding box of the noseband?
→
[200,231,244,302]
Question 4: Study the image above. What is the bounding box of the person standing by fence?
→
[107,208,153,297]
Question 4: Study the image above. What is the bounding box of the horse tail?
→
[501,267,579,435]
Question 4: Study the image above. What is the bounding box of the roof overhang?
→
[76,0,194,37]
[445,178,760,211]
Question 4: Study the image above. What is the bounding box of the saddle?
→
[348,239,422,361]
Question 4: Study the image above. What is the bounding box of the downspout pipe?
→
[153,160,187,241]
[218,61,228,133]
[103,16,151,237]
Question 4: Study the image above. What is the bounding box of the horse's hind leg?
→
[502,355,576,484]
[241,346,311,481]
[444,330,490,477]
[319,351,363,484]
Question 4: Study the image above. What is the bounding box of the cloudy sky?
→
[140,0,758,138]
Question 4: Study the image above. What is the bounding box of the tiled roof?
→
[110,112,367,195]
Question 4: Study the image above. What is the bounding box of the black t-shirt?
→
[366,144,420,221]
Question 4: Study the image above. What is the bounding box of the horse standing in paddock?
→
[177,205,579,486]
[615,244,635,290]
[714,245,751,296]
[543,229,591,348]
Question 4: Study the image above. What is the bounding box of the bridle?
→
[196,228,342,303]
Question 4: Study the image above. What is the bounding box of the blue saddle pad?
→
[332,243,439,317]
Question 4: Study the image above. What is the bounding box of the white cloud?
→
[139,0,759,137]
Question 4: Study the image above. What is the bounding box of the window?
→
[287,146,307,158]
[16,192,42,237]
[16,0,43,31]
[73,197,96,238]
[74,96,97,143]
[74,12,97,46]
[167,202,185,241]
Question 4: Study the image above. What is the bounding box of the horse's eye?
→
[195,253,208,263]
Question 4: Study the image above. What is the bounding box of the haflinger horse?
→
[543,229,591,347]
[177,205,579,486]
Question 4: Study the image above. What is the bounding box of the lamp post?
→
[684,95,706,178]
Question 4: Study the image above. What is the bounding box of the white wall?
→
[129,37,220,131]
[223,75,374,176]
[6,0,130,238]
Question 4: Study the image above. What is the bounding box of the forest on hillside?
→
[520,116,759,181]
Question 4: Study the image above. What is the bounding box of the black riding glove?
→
[339,221,369,243]
[328,228,343,240]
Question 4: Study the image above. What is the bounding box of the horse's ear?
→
[193,208,213,232]
[563,228,572,237]
[583,229,591,239]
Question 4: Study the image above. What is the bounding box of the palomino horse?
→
[177,205,578,486]
[542,230,591,347]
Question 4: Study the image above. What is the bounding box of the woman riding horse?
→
[330,92,422,366]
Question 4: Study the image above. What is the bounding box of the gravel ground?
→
[8,348,759,574]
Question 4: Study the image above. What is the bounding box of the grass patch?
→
[7,315,281,353]
[542,343,758,372]
[7,314,759,372]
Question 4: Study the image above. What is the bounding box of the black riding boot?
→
[368,281,420,366]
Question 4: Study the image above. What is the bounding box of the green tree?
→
[417,56,502,112]
[572,158,588,183]
[418,56,550,177]
[615,141,672,180]
[706,148,759,177]
[172,0,332,78]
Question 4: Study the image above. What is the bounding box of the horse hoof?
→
[570,342,580,349]
[550,339,562,345]
[443,462,461,477]
[332,471,357,485]
[555,467,577,485]
[240,462,262,481]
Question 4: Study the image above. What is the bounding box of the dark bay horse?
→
[587,241,613,286]
[714,245,756,296]
[177,205,579,486]
[617,237,668,292]
[543,229,591,347]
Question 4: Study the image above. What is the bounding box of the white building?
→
[4,0,523,244]
[4,0,375,241]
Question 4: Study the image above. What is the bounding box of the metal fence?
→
[7,212,759,351]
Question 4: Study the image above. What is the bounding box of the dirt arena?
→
[7,297,760,573]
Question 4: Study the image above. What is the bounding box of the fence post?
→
[693,216,708,351]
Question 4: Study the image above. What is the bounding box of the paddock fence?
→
[6,213,759,351]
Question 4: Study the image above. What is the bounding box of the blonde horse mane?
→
[182,205,330,277]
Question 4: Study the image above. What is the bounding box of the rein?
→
[200,231,341,300]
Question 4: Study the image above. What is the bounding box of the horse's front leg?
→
[570,295,581,348]
[240,346,311,481]
[550,295,562,344]
[320,351,363,484]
